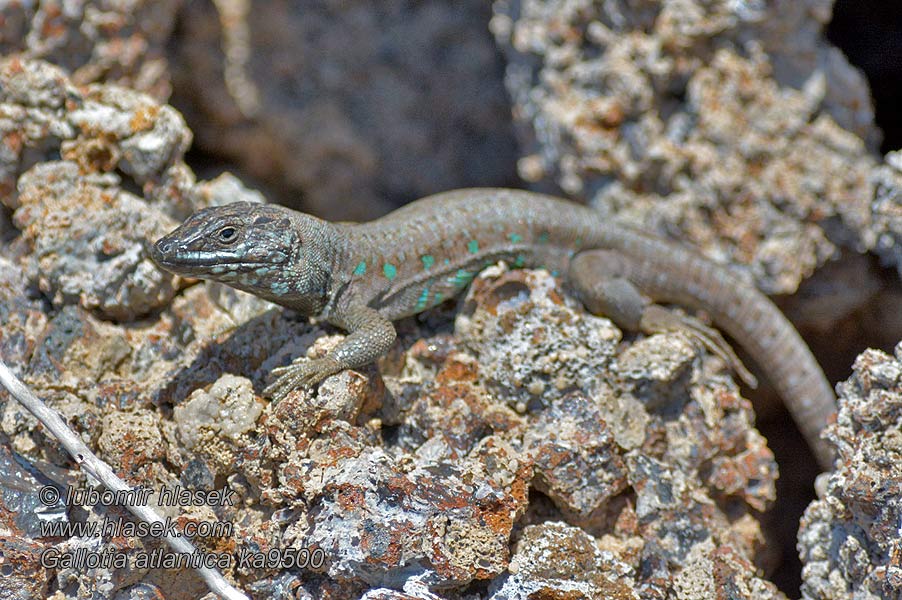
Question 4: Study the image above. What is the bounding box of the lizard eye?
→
[217,226,238,244]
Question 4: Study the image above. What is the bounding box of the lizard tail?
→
[607,233,837,470]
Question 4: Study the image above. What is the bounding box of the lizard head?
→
[151,202,337,315]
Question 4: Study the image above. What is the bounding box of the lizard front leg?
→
[263,304,397,401]
[567,249,757,388]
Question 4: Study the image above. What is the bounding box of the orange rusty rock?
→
[435,357,479,384]
[130,105,160,133]
[3,130,24,153]
[7,56,24,74]
[334,485,367,512]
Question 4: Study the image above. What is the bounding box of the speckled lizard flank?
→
[152,188,836,467]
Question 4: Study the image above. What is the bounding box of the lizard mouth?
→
[150,239,272,275]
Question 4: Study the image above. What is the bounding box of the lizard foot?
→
[263,356,343,402]
[639,305,758,389]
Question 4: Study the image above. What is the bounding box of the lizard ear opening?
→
[279,218,298,244]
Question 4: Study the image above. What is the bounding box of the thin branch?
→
[0,359,249,600]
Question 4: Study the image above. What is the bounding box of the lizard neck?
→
[260,215,348,317]
[200,212,349,318]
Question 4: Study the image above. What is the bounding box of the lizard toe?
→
[640,305,758,389]
[264,357,341,400]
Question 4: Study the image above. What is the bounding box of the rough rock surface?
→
[0,441,66,600]
[13,161,180,320]
[0,0,181,100]
[869,151,902,277]
[0,110,785,596]
[0,2,900,598]
[0,57,268,320]
[0,56,191,210]
[490,0,886,295]
[171,0,519,220]
[5,240,783,599]
[798,343,902,599]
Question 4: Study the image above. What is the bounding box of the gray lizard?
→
[151,188,836,467]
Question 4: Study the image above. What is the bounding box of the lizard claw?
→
[639,305,758,389]
[263,356,343,402]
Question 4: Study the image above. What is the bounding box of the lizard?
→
[151,187,836,468]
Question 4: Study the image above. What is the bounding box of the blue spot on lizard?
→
[415,287,430,311]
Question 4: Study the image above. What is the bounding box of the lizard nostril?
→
[152,239,171,261]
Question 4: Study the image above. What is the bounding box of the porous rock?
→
[491,0,883,295]
[798,342,902,599]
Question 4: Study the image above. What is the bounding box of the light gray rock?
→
[799,342,902,600]
[0,0,180,99]
[491,0,882,295]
